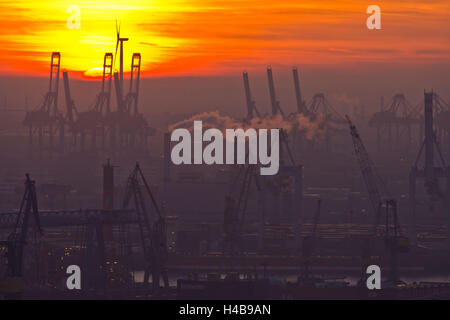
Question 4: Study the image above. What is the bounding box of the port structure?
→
[0,174,42,299]
[243,67,345,155]
[23,52,63,158]
[0,163,167,297]
[122,163,169,295]
[26,50,153,156]
[266,66,286,117]
[383,199,409,285]
[307,93,346,153]
[346,114,391,232]
[369,94,422,153]
[409,91,450,245]
[242,71,260,121]
[347,115,411,284]
[63,53,114,152]
[223,164,260,257]
[426,93,450,154]
[292,67,306,115]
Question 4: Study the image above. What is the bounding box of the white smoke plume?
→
[168,111,326,140]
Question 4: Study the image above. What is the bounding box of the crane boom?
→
[122,163,168,293]
[125,53,141,116]
[0,174,42,298]
[242,72,260,120]
[292,67,305,114]
[63,72,76,124]
[346,115,390,229]
[266,67,285,117]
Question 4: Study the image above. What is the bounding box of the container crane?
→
[62,71,77,126]
[0,174,42,298]
[122,163,168,295]
[124,53,141,116]
[409,92,450,243]
[23,52,62,156]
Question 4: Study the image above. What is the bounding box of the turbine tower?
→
[114,21,129,90]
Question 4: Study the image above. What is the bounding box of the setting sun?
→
[0,0,449,78]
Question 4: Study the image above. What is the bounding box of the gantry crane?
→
[62,53,113,151]
[96,53,114,115]
[409,91,450,243]
[112,53,150,149]
[23,52,63,156]
[122,163,168,294]
[124,53,141,116]
[0,174,42,298]
[63,71,77,126]
[368,93,421,152]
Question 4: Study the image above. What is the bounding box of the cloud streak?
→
[0,0,449,77]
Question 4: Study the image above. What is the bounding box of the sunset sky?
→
[0,0,449,78]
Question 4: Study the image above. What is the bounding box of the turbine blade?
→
[114,42,119,68]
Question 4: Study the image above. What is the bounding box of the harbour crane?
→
[63,53,113,150]
[122,163,168,295]
[0,174,42,298]
[346,115,390,231]
[23,52,63,155]
[346,115,409,285]
[409,91,450,243]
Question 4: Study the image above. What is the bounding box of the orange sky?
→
[0,0,449,78]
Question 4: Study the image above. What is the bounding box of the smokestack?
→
[103,159,114,210]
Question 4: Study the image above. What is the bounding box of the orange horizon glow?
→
[0,0,449,79]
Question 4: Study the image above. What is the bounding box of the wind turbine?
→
[114,20,129,90]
